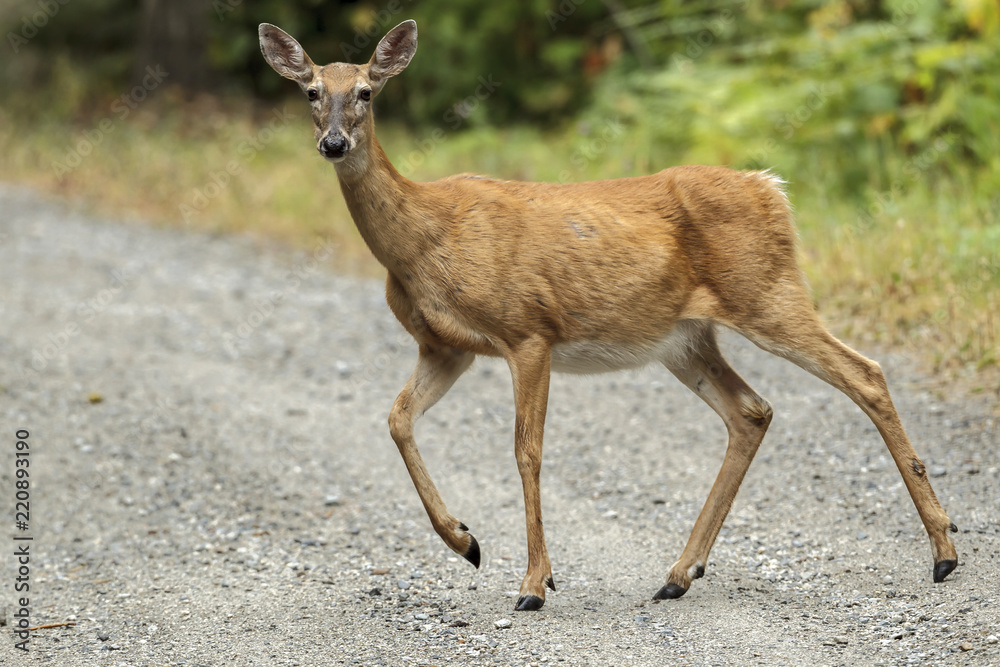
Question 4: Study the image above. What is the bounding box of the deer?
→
[258,19,959,611]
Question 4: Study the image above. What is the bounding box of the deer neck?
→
[334,132,430,274]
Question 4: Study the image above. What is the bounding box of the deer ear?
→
[367,20,417,92]
[259,23,315,84]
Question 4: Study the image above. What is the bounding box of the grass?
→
[1,94,997,391]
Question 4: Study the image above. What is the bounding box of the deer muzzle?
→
[319,132,350,161]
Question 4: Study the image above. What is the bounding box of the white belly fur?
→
[550,322,702,374]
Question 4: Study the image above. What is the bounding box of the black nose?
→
[320,133,348,159]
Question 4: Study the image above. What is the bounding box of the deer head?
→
[258,20,417,167]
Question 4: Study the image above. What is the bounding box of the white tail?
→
[259,20,958,611]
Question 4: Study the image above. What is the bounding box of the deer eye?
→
[359,88,372,101]
[307,88,318,101]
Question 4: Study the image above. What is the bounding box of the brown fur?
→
[260,20,958,610]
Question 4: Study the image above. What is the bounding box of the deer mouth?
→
[319,145,348,162]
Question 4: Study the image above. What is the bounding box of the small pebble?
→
[97,631,110,642]
[929,466,947,477]
[960,642,973,652]
[324,495,341,506]
[986,635,998,644]
[495,619,512,629]
[856,532,868,540]
[882,575,893,584]
[396,580,411,590]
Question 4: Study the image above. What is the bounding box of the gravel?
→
[1,184,998,665]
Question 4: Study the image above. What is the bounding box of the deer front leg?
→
[389,344,479,567]
[507,339,556,611]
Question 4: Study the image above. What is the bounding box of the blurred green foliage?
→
[583,0,1000,202]
[1,0,608,124]
[3,0,998,199]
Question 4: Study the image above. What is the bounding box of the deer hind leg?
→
[739,286,958,583]
[655,321,774,599]
[389,343,480,568]
[506,338,556,611]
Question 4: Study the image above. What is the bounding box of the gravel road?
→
[1,184,998,666]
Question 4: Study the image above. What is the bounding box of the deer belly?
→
[550,328,695,374]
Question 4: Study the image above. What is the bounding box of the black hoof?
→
[515,595,545,611]
[653,583,688,600]
[949,522,958,533]
[462,532,481,569]
[546,576,556,592]
[933,559,957,583]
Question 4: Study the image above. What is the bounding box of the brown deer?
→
[259,20,958,611]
